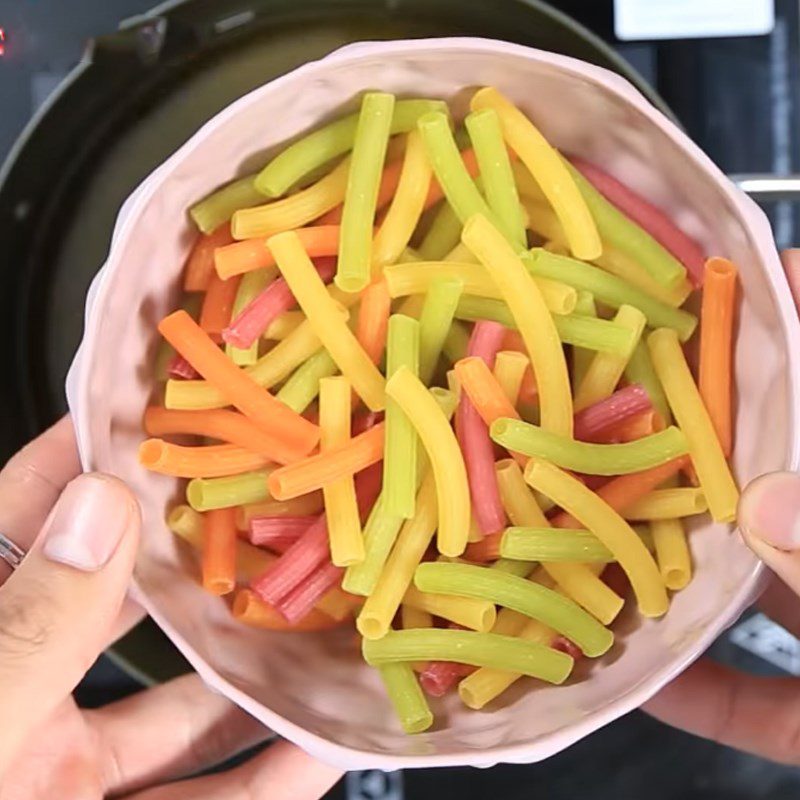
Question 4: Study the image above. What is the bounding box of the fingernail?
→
[739,471,800,550]
[43,474,134,571]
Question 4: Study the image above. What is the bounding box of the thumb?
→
[0,472,139,772]
[739,471,800,595]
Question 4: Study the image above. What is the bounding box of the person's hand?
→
[645,250,800,764]
[0,417,341,799]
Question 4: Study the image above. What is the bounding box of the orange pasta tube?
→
[199,273,241,337]
[551,456,688,528]
[184,224,234,292]
[356,280,392,365]
[604,410,665,443]
[454,356,527,467]
[268,423,385,500]
[214,225,341,280]
[139,439,271,478]
[699,257,738,456]
[157,311,319,455]
[455,356,519,425]
[232,590,345,632]
[143,406,305,464]
[202,507,237,595]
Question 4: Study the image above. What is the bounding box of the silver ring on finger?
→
[0,533,26,571]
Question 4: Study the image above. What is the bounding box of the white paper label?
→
[614,0,774,41]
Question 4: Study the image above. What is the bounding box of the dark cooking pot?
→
[0,0,672,685]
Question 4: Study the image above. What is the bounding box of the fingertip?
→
[42,472,139,572]
[739,471,800,551]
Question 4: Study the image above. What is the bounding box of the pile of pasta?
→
[143,87,740,734]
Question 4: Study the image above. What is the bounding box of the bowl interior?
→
[73,39,798,768]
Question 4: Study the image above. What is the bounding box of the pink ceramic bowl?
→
[67,38,800,769]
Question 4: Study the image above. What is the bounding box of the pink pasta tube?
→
[167,354,200,380]
[248,516,318,550]
[572,384,652,442]
[223,257,337,349]
[419,660,473,697]
[277,561,345,623]
[250,516,329,606]
[250,463,382,607]
[457,321,508,536]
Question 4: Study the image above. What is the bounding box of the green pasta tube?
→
[343,493,403,596]
[524,249,697,342]
[378,663,433,734]
[362,629,574,684]
[186,469,271,511]
[454,296,635,355]
[413,562,613,657]
[465,108,526,247]
[625,340,672,424]
[383,315,420,517]
[501,527,615,563]
[572,291,597,391]
[418,277,464,384]
[226,268,274,365]
[565,160,687,289]
[344,389,456,596]
[491,558,534,578]
[336,92,396,292]
[442,321,471,363]
[255,98,447,197]
[189,174,264,234]
[417,111,501,229]
[417,202,462,261]
[491,418,689,475]
[275,349,338,413]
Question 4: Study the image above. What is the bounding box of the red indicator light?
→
[0,29,5,57]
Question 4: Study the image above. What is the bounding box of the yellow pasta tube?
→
[263,310,305,341]
[268,230,386,410]
[574,304,646,412]
[444,242,479,264]
[357,472,438,640]
[231,157,350,239]
[647,328,739,523]
[385,366,470,557]
[651,518,692,590]
[495,459,624,625]
[401,605,433,629]
[471,87,601,261]
[462,213,573,437]
[525,459,668,618]
[623,488,708,521]
[383,261,576,315]
[493,351,529,407]
[403,586,497,633]
[372,130,432,272]
[458,618,556,710]
[167,504,204,548]
[319,376,364,567]
[385,261,499,299]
